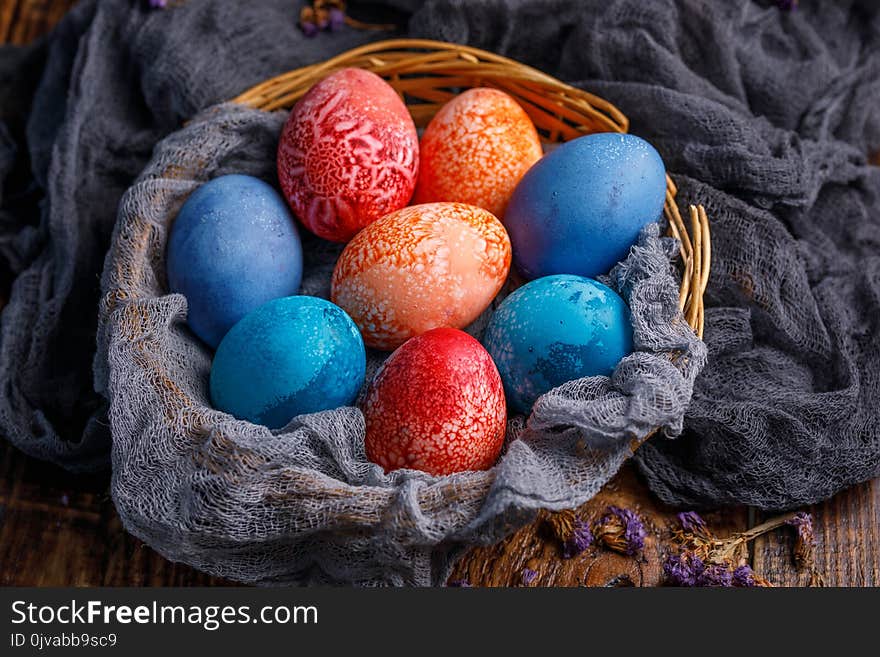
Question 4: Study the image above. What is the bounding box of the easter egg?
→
[364,328,506,475]
[209,296,365,429]
[277,68,419,242]
[413,88,542,218]
[331,202,511,351]
[504,132,666,279]
[167,174,303,349]
[482,275,633,414]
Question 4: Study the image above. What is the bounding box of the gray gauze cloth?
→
[0,0,879,582]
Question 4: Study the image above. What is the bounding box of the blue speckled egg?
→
[482,275,633,414]
[209,296,366,429]
[504,132,666,279]
[167,174,303,348]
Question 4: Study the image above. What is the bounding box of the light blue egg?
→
[167,173,303,348]
[209,296,366,429]
[504,132,666,279]
[482,275,633,414]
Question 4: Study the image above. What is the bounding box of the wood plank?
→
[0,0,22,44]
[752,479,880,587]
[0,441,232,586]
[2,0,78,45]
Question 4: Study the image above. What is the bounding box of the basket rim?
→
[233,38,629,131]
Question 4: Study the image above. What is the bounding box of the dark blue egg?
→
[504,133,666,279]
[482,275,633,414]
[210,296,366,429]
[167,174,303,348]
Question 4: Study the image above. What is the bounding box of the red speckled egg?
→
[277,68,419,242]
[331,202,511,351]
[364,328,506,475]
[413,88,542,218]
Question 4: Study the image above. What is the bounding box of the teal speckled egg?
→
[482,275,633,414]
[209,296,366,429]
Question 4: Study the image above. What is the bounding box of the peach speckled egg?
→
[364,328,506,475]
[331,202,511,351]
[413,88,543,218]
[277,68,419,242]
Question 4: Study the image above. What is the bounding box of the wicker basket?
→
[233,38,711,338]
[100,39,712,585]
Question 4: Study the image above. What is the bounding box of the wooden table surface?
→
[1,0,878,587]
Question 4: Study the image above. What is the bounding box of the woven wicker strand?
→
[233,38,710,339]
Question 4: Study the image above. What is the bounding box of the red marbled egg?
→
[277,68,419,242]
[364,328,506,475]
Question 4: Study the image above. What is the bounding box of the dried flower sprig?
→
[665,509,824,587]
[299,1,396,38]
[786,512,814,570]
[542,509,593,559]
[592,506,646,556]
[786,512,824,586]
[664,553,768,587]
[732,564,757,587]
[563,521,594,558]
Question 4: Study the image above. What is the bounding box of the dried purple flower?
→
[786,512,815,571]
[663,553,700,587]
[148,0,168,7]
[732,564,757,587]
[677,511,707,534]
[593,506,646,556]
[448,579,471,588]
[522,568,538,585]
[665,552,738,587]
[698,563,733,587]
[328,8,346,31]
[300,21,319,37]
[562,520,593,559]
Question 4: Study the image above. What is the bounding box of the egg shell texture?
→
[504,132,667,280]
[166,174,303,349]
[331,202,511,350]
[277,68,419,242]
[364,328,506,475]
[482,275,633,414]
[414,88,542,218]
[209,296,366,429]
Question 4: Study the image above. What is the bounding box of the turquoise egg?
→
[504,132,666,279]
[209,296,365,429]
[482,275,633,414]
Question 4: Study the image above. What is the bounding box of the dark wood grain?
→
[752,480,880,587]
[0,441,232,586]
[1,0,878,588]
[0,0,79,45]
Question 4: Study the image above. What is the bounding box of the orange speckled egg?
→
[413,88,543,218]
[364,328,506,475]
[331,202,511,351]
